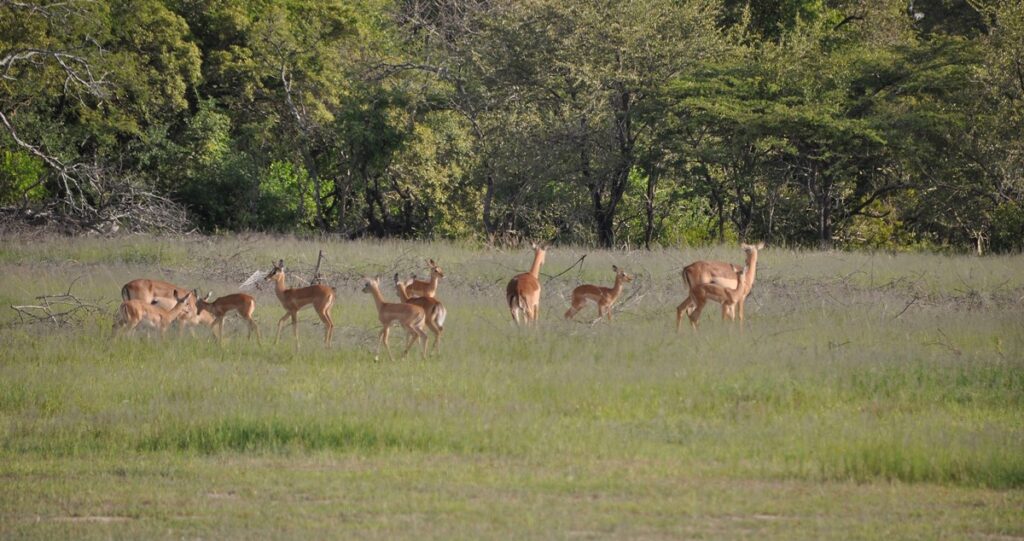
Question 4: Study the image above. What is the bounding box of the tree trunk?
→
[643,166,658,249]
[482,160,496,239]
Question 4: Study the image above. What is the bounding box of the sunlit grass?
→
[1,234,1022,538]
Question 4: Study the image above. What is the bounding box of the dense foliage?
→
[2,0,1022,251]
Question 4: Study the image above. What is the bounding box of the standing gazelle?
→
[676,242,764,332]
[195,291,261,345]
[405,259,444,298]
[506,242,546,325]
[362,277,428,360]
[394,274,446,354]
[264,260,335,348]
[112,290,194,339]
[564,265,634,322]
[686,266,745,330]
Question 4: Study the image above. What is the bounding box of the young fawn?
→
[676,242,763,332]
[112,290,194,339]
[195,291,261,345]
[686,266,745,330]
[404,259,445,298]
[394,273,446,355]
[564,265,633,322]
[362,277,428,360]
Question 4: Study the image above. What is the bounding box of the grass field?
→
[1,234,1022,539]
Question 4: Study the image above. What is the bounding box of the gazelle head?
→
[361,277,380,294]
[530,242,547,265]
[428,259,445,279]
[172,289,195,319]
[740,242,765,255]
[612,265,633,283]
[264,259,285,281]
[194,289,215,314]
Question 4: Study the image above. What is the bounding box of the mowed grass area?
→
[0,234,1022,539]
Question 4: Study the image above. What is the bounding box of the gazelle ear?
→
[205,291,213,301]
[394,273,399,282]
[756,241,765,250]
[277,259,285,269]
[428,259,436,266]
[612,265,618,273]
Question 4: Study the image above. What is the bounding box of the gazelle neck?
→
[732,272,745,294]
[271,272,289,297]
[609,275,625,298]
[528,250,544,278]
[368,284,387,309]
[743,250,759,290]
[395,283,410,302]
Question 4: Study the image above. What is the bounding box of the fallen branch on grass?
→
[9,277,106,327]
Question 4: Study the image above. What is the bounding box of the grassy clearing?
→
[1,234,1023,538]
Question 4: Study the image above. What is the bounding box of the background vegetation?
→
[2,0,1022,251]
[0,234,1022,537]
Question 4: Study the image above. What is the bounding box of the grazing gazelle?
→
[121,277,197,334]
[686,266,745,330]
[404,259,445,298]
[264,259,335,348]
[362,277,428,360]
[195,291,261,345]
[112,290,194,339]
[394,273,446,354]
[506,242,546,325]
[564,265,634,322]
[676,242,764,332]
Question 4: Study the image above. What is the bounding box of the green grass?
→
[1,234,1022,539]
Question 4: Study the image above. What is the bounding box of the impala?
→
[362,277,428,360]
[121,278,197,334]
[195,291,261,345]
[264,259,335,347]
[564,265,633,322]
[405,259,444,298]
[685,266,745,330]
[506,242,546,325]
[112,290,194,339]
[394,273,446,354]
[676,242,764,332]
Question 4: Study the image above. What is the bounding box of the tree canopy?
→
[2,0,1021,252]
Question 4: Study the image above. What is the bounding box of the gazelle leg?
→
[401,326,418,357]
[564,301,583,320]
[675,298,691,333]
[248,318,262,344]
[219,317,228,345]
[689,301,705,330]
[418,327,428,358]
[426,319,441,355]
[317,308,333,348]
[382,327,395,361]
[290,313,299,349]
[275,313,290,344]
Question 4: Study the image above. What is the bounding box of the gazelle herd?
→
[112,242,763,355]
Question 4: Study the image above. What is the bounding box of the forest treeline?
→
[2,0,1022,252]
